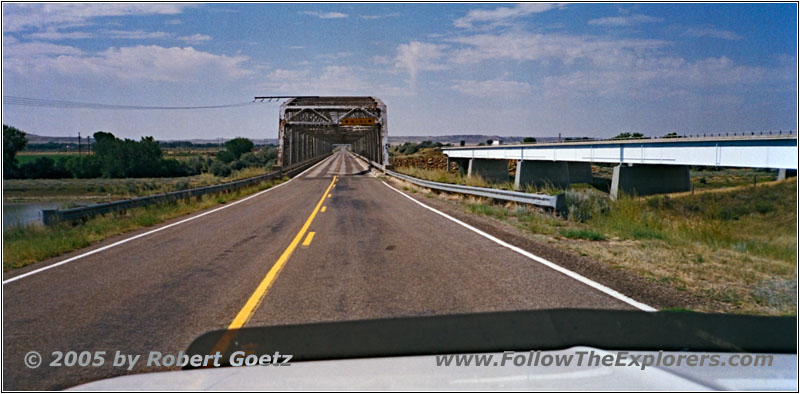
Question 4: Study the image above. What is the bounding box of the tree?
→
[486,139,494,145]
[612,132,644,140]
[612,132,631,139]
[459,140,465,147]
[523,137,537,143]
[216,150,236,164]
[4,124,27,179]
[224,137,254,160]
[65,155,102,178]
[92,131,169,178]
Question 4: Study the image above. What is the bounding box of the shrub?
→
[565,190,609,222]
[210,161,232,177]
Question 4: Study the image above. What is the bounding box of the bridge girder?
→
[277,97,387,169]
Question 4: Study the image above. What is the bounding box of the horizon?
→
[2,3,797,140]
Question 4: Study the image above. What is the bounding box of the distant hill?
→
[23,134,278,146]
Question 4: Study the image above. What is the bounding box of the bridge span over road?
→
[276,96,388,170]
[443,135,798,198]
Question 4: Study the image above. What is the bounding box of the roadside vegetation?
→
[4,167,271,203]
[3,177,287,271]
[3,124,289,271]
[393,167,797,316]
[3,125,277,181]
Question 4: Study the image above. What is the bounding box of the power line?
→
[2,96,257,110]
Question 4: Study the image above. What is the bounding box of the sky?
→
[2,2,797,140]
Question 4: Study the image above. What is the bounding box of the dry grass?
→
[3,166,270,203]
[3,177,287,271]
[396,175,797,316]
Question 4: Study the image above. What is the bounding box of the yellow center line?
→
[328,193,332,198]
[321,206,327,212]
[302,231,315,246]
[211,175,337,354]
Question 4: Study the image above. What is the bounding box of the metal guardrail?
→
[350,152,564,211]
[42,153,331,225]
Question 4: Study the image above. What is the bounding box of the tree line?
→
[3,125,277,180]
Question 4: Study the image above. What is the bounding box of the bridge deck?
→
[442,136,798,169]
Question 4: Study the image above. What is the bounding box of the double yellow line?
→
[212,175,337,353]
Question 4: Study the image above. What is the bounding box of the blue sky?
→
[2,3,797,140]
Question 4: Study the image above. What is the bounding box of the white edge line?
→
[2,155,333,285]
[378,178,657,312]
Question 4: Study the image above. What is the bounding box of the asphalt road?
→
[3,150,635,390]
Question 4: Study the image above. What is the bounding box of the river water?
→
[3,202,65,230]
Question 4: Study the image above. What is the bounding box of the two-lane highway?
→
[3,150,642,390]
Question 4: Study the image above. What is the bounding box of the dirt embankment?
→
[391,150,516,172]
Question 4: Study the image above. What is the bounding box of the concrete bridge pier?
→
[777,168,797,180]
[512,161,592,190]
[568,162,593,184]
[514,161,570,189]
[610,164,691,199]
[467,159,509,183]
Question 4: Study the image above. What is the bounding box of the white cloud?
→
[454,3,561,28]
[359,13,400,20]
[261,66,369,95]
[177,34,212,44]
[448,32,669,66]
[2,41,83,58]
[452,77,531,97]
[3,43,251,82]
[266,68,310,81]
[300,11,348,19]
[2,3,188,32]
[105,30,171,40]
[318,52,353,60]
[165,19,183,25]
[684,27,742,40]
[588,14,663,27]
[542,56,777,99]
[28,28,95,40]
[394,41,448,85]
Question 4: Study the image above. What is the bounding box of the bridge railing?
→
[350,151,564,212]
[42,153,331,226]
[448,130,797,148]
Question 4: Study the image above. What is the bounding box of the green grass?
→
[465,202,508,219]
[3,177,286,271]
[16,153,80,165]
[559,228,607,241]
[3,166,270,202]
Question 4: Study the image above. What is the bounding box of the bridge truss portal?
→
[277,96,388,169]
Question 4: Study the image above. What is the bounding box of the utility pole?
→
[78,132,81,155]
[87,135,91,154]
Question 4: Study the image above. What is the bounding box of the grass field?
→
[394,167,797,316]
[3,167,270,203]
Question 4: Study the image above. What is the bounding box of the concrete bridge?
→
[442,135,798,198]
[276,96,387,169]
